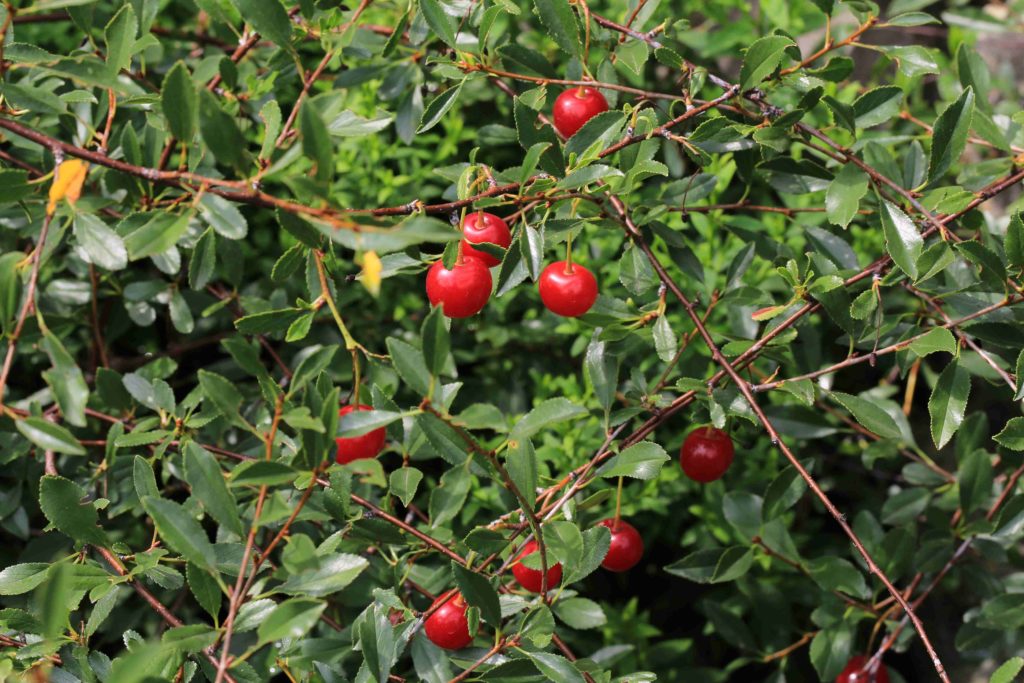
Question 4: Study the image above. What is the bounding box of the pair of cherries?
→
[426,211,598,319]
[425,517,644,650]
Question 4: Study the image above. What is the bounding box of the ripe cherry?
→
[335,404,386,465]
[424,591,473,650]
[461,212,511,267]
[597,519,644,572]
[836,656,890,683]
[553,87,609,138]
[511,539,562,593]
[426,256,492,318]
[538,261,598,317]
[680,426,734,483]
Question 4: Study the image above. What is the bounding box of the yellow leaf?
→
[46,159,89,216]
[361,250,382,297]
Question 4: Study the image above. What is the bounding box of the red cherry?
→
[461,212,511,267]
[426,257,492,318]
[679,426,734,483]
[597,519,644,572]
[335,404,386,465]
[538,261,598,318]
[552,87,609,138]
[836,656,890,683]
[511,540,562,593]
[424,591,473,650]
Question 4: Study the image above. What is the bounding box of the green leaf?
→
[419,0,456,49]
[300,102,333,184]
[532,0,581,57]
[140,496,217,573]
[386,338,431,396]
[506,438,538,508]
[187,563,221,620]
[522,651,585,683]
[810,625,854,681]
[825,164,868,228]
[959,448,993,514]
[553,597,606,629]
[928,361,970,450]
[189,227,216,290]
[41,332,89,427]
[257,598,326,645]
[597,441,670,480]
[806,556,869,599]
[739,35,795,91]
[980,594,1024,629]
[16,417,85,455]
[389,467,423,507]
[199,90,246,168]
[421,305,450,376]
[877,198,922,280]
[889,45,940,78]
[232,0,293,49]
[74,213,128,271]
[183,442,243,536]
[665,546,753,583]
[1005,213,1024,274]
[337,409,402,437]
[162,61,197,141]
[881,487,930,525]
[103,3,136,73]
[556,164,623,190]
[722,491,763,538]
[39,475,108,546]
[277,554,369,597]
[124,213,190,261]
[995,418,1024,451]
[908,327,957,358]
[511,397,587,439]
[563,524,610,584]
[0,563,52,596]
[418,83,463,134]
[927,87,975,185]
[198,369,247,428]
[451,561,502,626]
[990,657,1024,683]
[652,315,677,363]
[830,391,902,440]
[852,86,903,128]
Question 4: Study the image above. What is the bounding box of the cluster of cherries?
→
[425,518,644,650]
[424,86,615,321]
[337,88,890,677]
[425,210,599,319]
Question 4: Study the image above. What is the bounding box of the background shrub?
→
[0,0,1023,681]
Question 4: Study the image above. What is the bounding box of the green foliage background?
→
[0,0,1023,681]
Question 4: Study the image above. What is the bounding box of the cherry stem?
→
[613,476,623,530]
[351,349,361,408]
[565,232,574,273]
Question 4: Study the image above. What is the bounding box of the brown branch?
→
[0,213,52,401]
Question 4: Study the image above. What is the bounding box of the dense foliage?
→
[1,0,1024,681]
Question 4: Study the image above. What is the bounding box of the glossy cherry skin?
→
[424,591,473,650]
[461,212,511,267]
[836,656,890,683]
[679,426,734,483]
[426,256,492,318]
[553,87,609,138]
[511,540,562,593]
[538,261,598,317]
[335,405,386,465]
[597,519,644,572]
